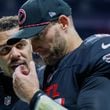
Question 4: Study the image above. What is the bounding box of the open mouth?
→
[10,62,27,71]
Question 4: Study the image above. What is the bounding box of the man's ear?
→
[58,15,69,30]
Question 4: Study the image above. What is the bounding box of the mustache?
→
[9,59,27,70]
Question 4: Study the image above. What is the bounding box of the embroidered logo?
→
[4,96,11,106]
[18,9,26,25]
[101,43,110,49]
[48,12,56,17]
[103,53,110,63]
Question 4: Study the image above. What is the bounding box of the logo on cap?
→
[18,9,26,25]
[48,12,56,18]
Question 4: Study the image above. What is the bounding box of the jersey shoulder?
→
[59,34,110,71]
[84,34,110,46]
[83,34,110,56]
[83,34,110,76]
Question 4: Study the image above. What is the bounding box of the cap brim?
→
[7,25,47,44]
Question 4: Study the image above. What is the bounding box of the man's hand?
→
[13,61,40,103]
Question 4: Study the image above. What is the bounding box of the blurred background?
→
[0,0,110,39]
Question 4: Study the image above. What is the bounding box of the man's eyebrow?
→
[0,43,7,47]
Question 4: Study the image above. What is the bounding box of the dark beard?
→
[44,41,66,65]
[44,52,63,65]
[44,30,67,65]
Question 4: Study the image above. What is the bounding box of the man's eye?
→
[0,46,11,55]
[16,42,26,49]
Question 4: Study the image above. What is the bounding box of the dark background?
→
[0,0,110,39]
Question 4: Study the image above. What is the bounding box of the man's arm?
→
[30,90,67,110]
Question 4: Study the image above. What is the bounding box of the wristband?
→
[30,90,44,110]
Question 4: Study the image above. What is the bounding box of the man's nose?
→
[10,47,21,59]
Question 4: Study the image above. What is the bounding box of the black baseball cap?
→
[8,0,72,43]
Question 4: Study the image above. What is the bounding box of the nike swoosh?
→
[101,43,110,49]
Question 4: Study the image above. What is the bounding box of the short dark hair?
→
[0,16,18,32]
